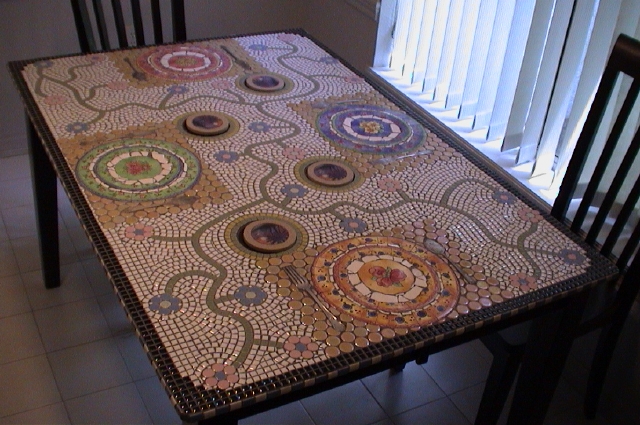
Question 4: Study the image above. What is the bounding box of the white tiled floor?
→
[0,152,638,425]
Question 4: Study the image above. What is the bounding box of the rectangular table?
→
[9,30,617,424]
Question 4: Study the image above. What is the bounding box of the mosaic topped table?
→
[9,30,617,424]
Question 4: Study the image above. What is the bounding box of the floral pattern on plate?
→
[311,236,460,328]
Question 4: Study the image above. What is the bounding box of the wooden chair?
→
[70,0,186,53]
[475,33,640,424]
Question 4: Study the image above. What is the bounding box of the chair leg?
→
[415,352,429,365]
[583,300,636,418]
[389,351,429,373]
[26,117,60,289]
[475,336,524,425]
[390,362,406,373]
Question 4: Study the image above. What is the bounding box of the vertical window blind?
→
[373,0,640,198]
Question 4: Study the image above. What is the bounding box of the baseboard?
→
[345,0,379,21]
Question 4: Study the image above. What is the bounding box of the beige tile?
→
[48,338,132,400]
[0,274,30,319]
[0,402,70,424]
[64,383,152,425]
[0,312,45,364]
[34,298,110,352]
[0,355,61,417]
[23,262,95,310]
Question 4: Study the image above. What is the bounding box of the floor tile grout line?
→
[0,401,71,422]
[358,373,396,423]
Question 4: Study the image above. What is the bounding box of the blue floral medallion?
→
[316,104,426,154]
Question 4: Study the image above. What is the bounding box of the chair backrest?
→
[552,34,640,272]
[70,0,186,53]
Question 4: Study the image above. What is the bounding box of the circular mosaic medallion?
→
[245,74,286,92]
[242,219,297,253]
[316,104,426,155]
[311,237,460,328]
[135,45,232,82]
[76,139,200,201]
[184,113,230,136]
[306,160,355,187]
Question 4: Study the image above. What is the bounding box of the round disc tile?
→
[243,219,297,253]
[245,74,285,92]
[306,160,355,187]
[185,113,230,136]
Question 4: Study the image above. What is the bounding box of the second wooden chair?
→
[70,0,186,53]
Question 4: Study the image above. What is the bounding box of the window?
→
[372,0,640,204]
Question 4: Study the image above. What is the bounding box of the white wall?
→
[0,0,80,156]
[0,0,377,157]
[302,0,378,74]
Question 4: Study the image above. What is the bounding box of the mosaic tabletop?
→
[12,31,616,421]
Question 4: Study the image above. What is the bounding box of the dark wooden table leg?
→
[26,117,60,288]
[506,292,589,425]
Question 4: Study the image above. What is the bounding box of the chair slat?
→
[130,0,145,46]
[70,0,95,53]
[582,80,640,244]
[72,0,186,52]
[90,0,110,51]
[110,0,128,48]
[172,0,186,43]
[618,216,640,269]
[599,132,640,257]
[478,34,640,424]
[551,65,620,222]
[150,0,162,44]
[604,172,640,266]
